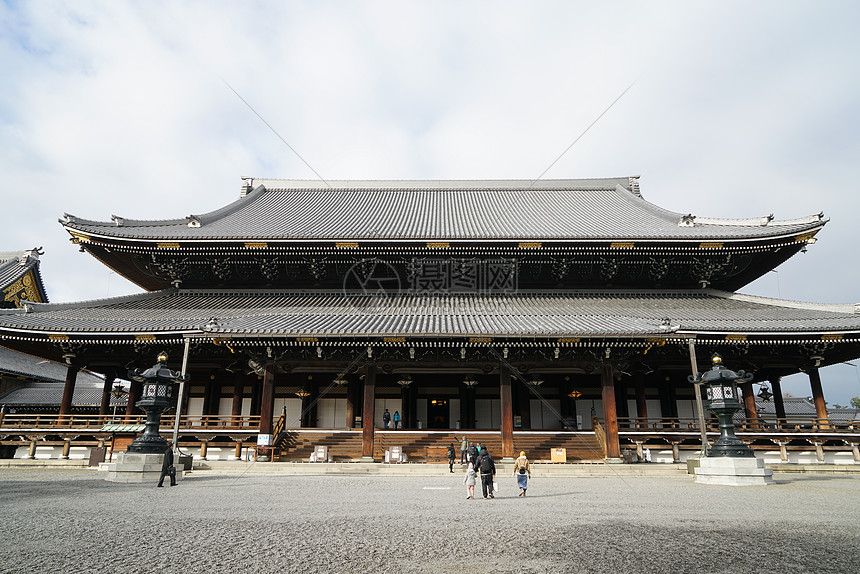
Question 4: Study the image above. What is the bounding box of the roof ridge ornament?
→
[186,215,202,228]
[111,215,124,227]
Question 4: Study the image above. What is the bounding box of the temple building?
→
[0,177,858,463]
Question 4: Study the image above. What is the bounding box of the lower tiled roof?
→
[0,289,858,340]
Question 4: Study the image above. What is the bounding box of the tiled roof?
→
[0,249,48,305]
[61,178,827,242]
[0,346,105,385]
[0,380,128,407]
[0,288,858,339]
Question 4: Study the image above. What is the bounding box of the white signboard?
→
[257,434,271,446]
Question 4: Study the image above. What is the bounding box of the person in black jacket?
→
[467,442,478,465]
[475,448,496,498]
[157,441,176,487]
[447,443,456,473]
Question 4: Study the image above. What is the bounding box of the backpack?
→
[479,455,493,473]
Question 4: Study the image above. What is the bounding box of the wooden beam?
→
[58,362,78,420]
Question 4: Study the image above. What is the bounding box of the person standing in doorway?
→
[460,435,468,464]
[475,447,496,498]
[464,462,476,499]
[393,410,401,429]
[514,451,531,496]
[447,443,456,473]
[157,441,176,487]
[383,408,391,430]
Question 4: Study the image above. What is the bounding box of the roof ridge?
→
[707,289,859,314]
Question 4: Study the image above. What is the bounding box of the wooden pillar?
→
[345,379,356,429]
[231,373,244,426]
[201,374,215,418]
[234,441,243,460]
[259,362,276,435]
[59,362,79,420]
[400,382,411,430]
[199,440,209,461]
[614,376,629,428]
[99,374,115,418]
[125,380,142,420]
[250,379,262,416]
[635,377,648,427]
[61,439,71,459]
[600,363,621,460]
[361,363,376,460]
[408,381,418,429]
[308,379,319,428]
[808,368,830,429]
[27,438,37,459]
[740,382,760,429]
[517,379,531,430]
[500,364,514,459]
[459,383,468,430]
[771,377,786,427]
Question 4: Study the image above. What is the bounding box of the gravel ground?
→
[0,469,858,573]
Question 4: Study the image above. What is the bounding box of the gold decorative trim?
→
[557,337,581,343]
[135,334,157,341]
[48,334,69,341]
[725,334,747,341]
[384,337,406,343]
[335,242,359,249]
[157,242,181,249]
[469,337,492,343]
[244,242,268,249]
[699,242,724,249]
[426,242,450,248]
[296,337,318,342]
[518,242,542,249]
[68,231,91,243]
[610,242,635,249]
[821,334,843,341]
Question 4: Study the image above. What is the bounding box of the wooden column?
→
[771,377,786,427]
[58,361,79,420]
[517,379,531,430]
[259,362,276,435]
[308,379,319,428]
[740,382,760,429]
[345,379,356,429]
[635,377,648,427]
[99,374,115,418]
[499,364,514,459]
[231,373,244,426]
[361,363,376,460]
[125,380,142,420]
[400,382,411,430]
[600,363,621,460]
[614,376,629,427]
[808,368,830,429]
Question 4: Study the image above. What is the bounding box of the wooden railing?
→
[614,416,860,433]
[0,413,261,431]
[591,416,607,457]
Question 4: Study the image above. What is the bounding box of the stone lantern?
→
[689,353,773,485]
[126,352,189,454]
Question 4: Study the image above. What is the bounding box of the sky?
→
[1,1,860,405]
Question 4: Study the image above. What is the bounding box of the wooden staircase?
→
[274,430,604,462]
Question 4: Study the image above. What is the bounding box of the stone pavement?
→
[0,468,857,573]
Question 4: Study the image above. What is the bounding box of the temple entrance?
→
[427,399,449,428]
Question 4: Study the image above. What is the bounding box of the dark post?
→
[345,379,356,428]
[99,374,115,418]
[771,377,786,426]
[500,364,514,459]
[635,377,648,427]
[231,372,244,426]
[259,362,276,435]
[614,376,629,428]
[58,360,79,421]
[808,368,830,429]
[517,380,531,430]
[362,363,376,460]
[600,363,621,460]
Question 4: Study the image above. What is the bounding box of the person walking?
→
[157,441,176,487]
[393,410,401,429]
[475,447,496,498]
[467,442,478,465]
[383,408,391,429]
[514,451,531,496]
[460,435,468,464]
[464,462,477,499]
[447,443,456,473]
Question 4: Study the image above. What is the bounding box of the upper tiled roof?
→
[0,248,48,306]
[0,288,858,339]
[60,178,827,242]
